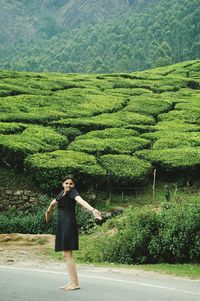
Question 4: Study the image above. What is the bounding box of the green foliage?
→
[68,137,150,155]
[0,59,200,187]
[54,111,155,131]
[75,128,139,140]
[0,203,96,235]
[81,200,200,264]
[25,150,106,191]
[149,201,200,263]
[0,0,199,73]
[123,95,172,117]
[0,125,67,168]
[99,154,152,183]
[0,122,26,134]
[152,138,190,150]
[151,121,200,132]
[75,206,96,234]
[136,147,200,171]
[0,207,56,234]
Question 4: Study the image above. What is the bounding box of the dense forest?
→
[0,0,199,73]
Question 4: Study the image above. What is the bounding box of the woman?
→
[45,175,102,291]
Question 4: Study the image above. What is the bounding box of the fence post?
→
[164,183,170,209]
[153,169,156,201]
[106,170,112,204]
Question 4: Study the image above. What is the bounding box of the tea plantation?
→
[0,60,200,192]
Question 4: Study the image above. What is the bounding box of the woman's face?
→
[63,179,75,191]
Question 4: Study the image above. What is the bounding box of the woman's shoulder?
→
[69,187,79,199]
[55,189,64,201]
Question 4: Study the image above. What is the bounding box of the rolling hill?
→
[0,59,200,192]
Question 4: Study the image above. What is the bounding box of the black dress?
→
[55,188,79,252]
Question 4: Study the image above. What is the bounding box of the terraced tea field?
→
[0,60,200,191]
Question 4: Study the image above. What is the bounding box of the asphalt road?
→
[1,265,200,301]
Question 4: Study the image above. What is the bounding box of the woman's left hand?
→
[92,209,102,220]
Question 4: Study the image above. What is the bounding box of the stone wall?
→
[0,188,42,212]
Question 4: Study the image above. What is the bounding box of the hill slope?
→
[0,0,199,73]
[0,60,200,191]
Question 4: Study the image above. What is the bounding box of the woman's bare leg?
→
[62,250,80,290]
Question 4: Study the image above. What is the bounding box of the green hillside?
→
[0,60,200,192]
[0,0,199,73]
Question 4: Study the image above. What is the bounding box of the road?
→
[1,265,200,301]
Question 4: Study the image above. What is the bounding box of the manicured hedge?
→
[25,150,106,191]
[0,122,26,134]
[68,137,150,155]
[124,95,172,117]
[141,131,200,146]
[0,125,68,168]
[54,127,81,141]
[152,138,191,150]
[105,87,153,97]
[53,111,155,131]
[136,147,200,171]
[99,154,152,183]
[75,128,139,140]
[159,109,200,124]
[151,121,200,132]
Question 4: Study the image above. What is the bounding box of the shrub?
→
[0,204,96,235]
[81,200,200,264]
[124,95,172,117]
[0,207,56,234]
[68,137,150,155]
[99,154,152,183]
[75,127,139,140]
[141,131,200,146]
[0,122,26,134]
[53,111,155,131]
[25,150,106,191]
[151,121,200,132]
[0,125,68,168]
[53,89,128,117]
[149,200,200,263]
[136,147,200,171]
[54,127,81,141]
[158,109,200,124]
[152,138,191,150]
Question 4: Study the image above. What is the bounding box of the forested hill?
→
[0,0,199,73]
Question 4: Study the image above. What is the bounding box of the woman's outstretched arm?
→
[45,199,58,223]
[75,196,102,220]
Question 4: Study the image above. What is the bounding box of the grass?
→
[43,246,200,279]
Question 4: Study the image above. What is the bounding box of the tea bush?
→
[0,122,26,134]
[75,128,139,140]
[124,95,172,117]
[0,125,67,168]
[25,150,106,191]
[53,111,155,131]
[99,154,152,183]
[136,147,200,171]
[68,136,150,155]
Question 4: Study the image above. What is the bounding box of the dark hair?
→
[62,174,76,184]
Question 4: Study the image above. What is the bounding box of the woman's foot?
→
[59,283,70,289]
[64,284,80,291]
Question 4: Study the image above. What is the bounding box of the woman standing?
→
[45,175,102,291]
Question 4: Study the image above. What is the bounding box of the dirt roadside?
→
[0,233,63,270]
[1,234,199,281]
[0,233,157,277]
